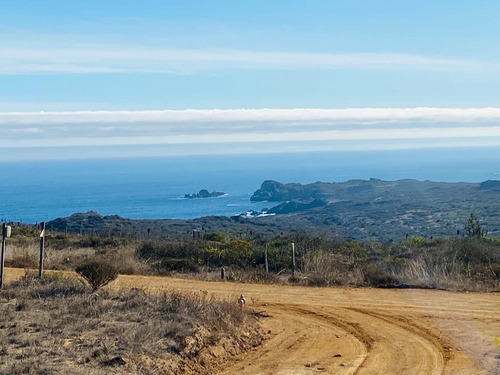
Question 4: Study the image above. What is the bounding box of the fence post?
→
[38,222,45,278]
[264,243,269,273]
[0,223,6,288]
[291,241,296,277]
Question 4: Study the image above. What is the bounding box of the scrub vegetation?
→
[4,222,499,292]
[0,273,260,375]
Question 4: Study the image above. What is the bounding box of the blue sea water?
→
[0,148,499,223]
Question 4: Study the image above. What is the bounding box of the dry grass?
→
[384,238,500,292]
[0,273,261,374]
[390,254,500,292]
[5,242,148,276]
[302,251,364,286]
[4,244,39,270]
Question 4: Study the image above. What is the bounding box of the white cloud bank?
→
[1,108,500,160]
[0,45,492,75]
[2,107,500,125]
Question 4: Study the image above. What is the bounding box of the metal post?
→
[264,243,269,273]
[38,222,45,278]
[291,242,296,277]
[0,223,6,289]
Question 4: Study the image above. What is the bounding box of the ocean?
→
[1,148,499,224]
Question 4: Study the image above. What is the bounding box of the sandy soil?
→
[4,268,499,374]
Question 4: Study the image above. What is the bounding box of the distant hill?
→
[46,211,285,239]
[251,178,469,202]
[479,180,500,191]
[47,179,500,242]
[249,178,500,241]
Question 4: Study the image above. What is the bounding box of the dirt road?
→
[4,268,499,374]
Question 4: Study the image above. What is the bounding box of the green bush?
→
[198,240,256,267]
[136,240,203,260]
[77,236,127,249]
[153,258,199,274]
[203,232,225,242]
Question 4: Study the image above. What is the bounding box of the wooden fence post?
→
[38,222,45,278]
[264,243,269,273]
[0,223,6,288]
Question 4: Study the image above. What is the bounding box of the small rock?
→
[267,330,272,334]
[335,335,341,338]
[305,363,312,367]
[333,354,342,358]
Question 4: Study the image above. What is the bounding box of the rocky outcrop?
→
[250,180,316,202]
[250,179,379,202]
[185,189,225,199]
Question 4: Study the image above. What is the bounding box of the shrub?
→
[75,260,119,291]
[466,213,488,238]
[362,263,399,287]
[136,240,203,260]
[153,258,199,274]
[198,240,256,268]
[203,232,225,242]
[77,235,127,249]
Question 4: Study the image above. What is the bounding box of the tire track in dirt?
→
[286,305,374,351]
[346,307,492,375]
[343,307,445,375]
[348,308,453,359]
[221,302,367,374]
[281,305,444,375]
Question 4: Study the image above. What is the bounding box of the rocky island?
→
[184,189,226,199]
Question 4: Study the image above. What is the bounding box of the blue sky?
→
[1,0,500,159]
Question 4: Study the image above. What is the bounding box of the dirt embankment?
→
[4,268,500,374]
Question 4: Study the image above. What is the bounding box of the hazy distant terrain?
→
[47,179,500,242]
[249,178,500,241]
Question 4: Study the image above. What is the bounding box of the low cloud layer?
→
[1,108,500,160]
[4,107,500,124]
